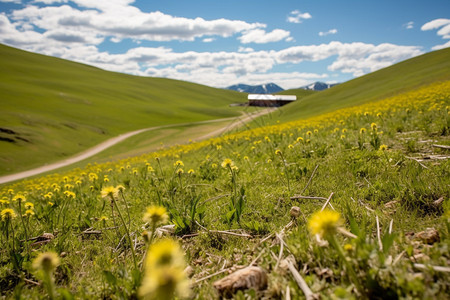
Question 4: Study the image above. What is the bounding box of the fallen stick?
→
[405,156,429,169]
[376,216,383,251]
[320,192,334,211]
[300,164,319,195]
[413,263,450,273]
[432,144,450,150]
[287,261,316,300]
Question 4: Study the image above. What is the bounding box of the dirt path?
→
[0,108,275,184]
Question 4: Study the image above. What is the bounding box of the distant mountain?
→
[300,81,338,91]
[226,83,284,94]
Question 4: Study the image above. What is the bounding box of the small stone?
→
[416,228,440,245]
[213,266,268,298]
[290,206,301,219]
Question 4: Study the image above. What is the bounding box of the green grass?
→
[266,48,450,124]
[0,78,448,299]
[0,44,247,175]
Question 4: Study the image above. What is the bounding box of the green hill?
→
[0,44,246,175]
[276,48,450,122]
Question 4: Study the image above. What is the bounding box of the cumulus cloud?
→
[421,18,450,50]
[239,28,291,44]
[287,10,311,23]
[319,29,338,36]
[8,3,264,43]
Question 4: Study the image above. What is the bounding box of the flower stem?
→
[111,196,137,269]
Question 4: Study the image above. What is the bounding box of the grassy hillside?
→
[0,79,448,299]
[274,48,450,122]
[0,44,246,175]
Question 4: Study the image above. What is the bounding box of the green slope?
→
[0,44,246,175]
[276,48,450,122]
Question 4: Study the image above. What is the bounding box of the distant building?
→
[248,94,297,107]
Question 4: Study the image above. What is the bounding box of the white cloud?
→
[287,10,312,24]
[319,29,338,36]
[238,47,254,53]
[403,21,414,29]
[431,40,450,50]
[8,4,265,43]
[0,0,21,3]
[239,28,291,44]
[202,38,215,43]
[421,18,450,50]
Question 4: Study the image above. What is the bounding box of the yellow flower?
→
[116,185,126,193]
[288,144,294,149]
[24,202,34,210]
[13,194,26,202]
[143,206,169,226]
[174,160,184,167]
[1,208,17,221]
[211,163,218,169]
[379,144,388,151]
[99,216,109,222]
[306,131,312,136]
[370,122,377,130]
[344,244,353,251]
[24,209,35,217]
[139,239,190,300]
[176,168,184,176]
[296,137,304,143]
[275,149,282,156]
[308,210,342,237]
[221,158,234,169]
[101,186,118,199]
[188,169,195,175]
[359,128,366,134]
[33,252,60,273]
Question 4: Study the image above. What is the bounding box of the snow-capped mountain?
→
[226,83,284,94]
[300,81,338,91]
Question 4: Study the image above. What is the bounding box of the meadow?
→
[0,44,246,175]
[0,80,449,299]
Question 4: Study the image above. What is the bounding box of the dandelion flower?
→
[24,202,34,210]
[360,128,366,134]
[308,210,342,237]
[1,208,17,221]
[275,149,282,156]
[296,137,304,143]
[143,206,169,226]
[379,144,388,151]
[33,252,59,273]
[101,186,118,199]
[139,239,190,300]
[176,169,184,176]
[188,169,195,175]
[221,158,234,169]
[13,194,26,202]
[370,122,377,130]
[174,160,184,167]
[24,209,35,217]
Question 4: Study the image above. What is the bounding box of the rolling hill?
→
[275,47,450,122]
[0,44,246,175]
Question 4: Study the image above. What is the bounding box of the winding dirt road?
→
[0,108,275,184]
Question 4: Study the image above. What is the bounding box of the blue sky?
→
[0,0,449,89]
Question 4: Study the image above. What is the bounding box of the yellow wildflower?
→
[24,202,34,210]
[308,210,342,237]
[101,186,118,199]
[221,158,234,169]
[174,160,184,167]
[143,206,169,226]
[33,252,59,273]
[139,239,190,300]
[379,144,388,151]
[1,208,17,221]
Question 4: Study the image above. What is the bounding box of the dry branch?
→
[286,260,317,300]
